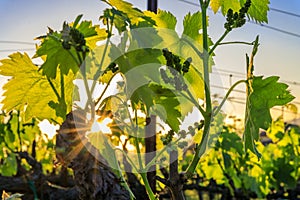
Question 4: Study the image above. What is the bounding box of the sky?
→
[0,0,300,124]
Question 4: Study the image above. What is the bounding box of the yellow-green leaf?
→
[0,53,75,123]
[210,0,222,13]
[144,9,177,29]
[210,0,270,23]
[244,76,294,158]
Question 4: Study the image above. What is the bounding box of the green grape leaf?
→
[144,9,177,29]
[210,0,270,23]
[75,20,107,49]
[273,158,296,188]
[244,76,294,157]
[0,153,17,176]
[0,53,75,123]
[210,0,222,13]
[76,20,98,38]
[101,0,154,32]
[183,12,203,43]
[181,12,214,74]
[35,32,79,79]
[220,132,243,155]
[106,0,144,25]
[185,66,205,100]
[101,8,127,33]
[242,0,270,23]
[130,86,156,112]
[148,84,182,132]
[36,17,106,79]
[220,0,241,14]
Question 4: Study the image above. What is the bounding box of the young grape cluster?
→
[160,120,204,148]
[103,62,119,74]
[160,49,192,91]
[224,0,251,31]
[161,129,175,145]
[162,49,192,75]
[61,23,87,52]
[187,120,205,137]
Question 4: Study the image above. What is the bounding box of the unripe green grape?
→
[189,125,194,131]
[62,41,71,50]
[178,130,187,139]
[175,63,182,72]
[76,45,83,52]
[162,48,174,67]
[173,55,180,64]
[161,129,175,145]
[109,62,119,73]
[245,0,251,9]
[227,9,233,17]
[194,122,199,128]
[70,28,86,49]
[182,57,192,74]
[198,120,205,130]
[111,66,119,73]
[233,12,239,20]
[224,23,232,31]
[178,141,188,149]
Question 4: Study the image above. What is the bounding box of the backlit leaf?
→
[183,12,203,43]
[35,32,79,79]
[36,17,106,79]
[241,0,270,23]
[144,9,177,29]
[210,0,222,13]
[75,20,107,49]
[244,76,294,157]
[210,0,270,23]
[149,84,182,132]
[0,53,75,123]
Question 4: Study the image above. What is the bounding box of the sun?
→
[91,117,113,134]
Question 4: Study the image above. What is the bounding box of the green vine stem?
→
[16,110,22,150]
[99,88,156,198]
[81,15,114,124]
[141,172,157,200]
[113,150,136,200]
[100,94,158,198]
[209,30,230,55]
[213,79,247,116]
[60,70,65,103]
[132,109,157,199]
[134,110,144,170]
[115,148,140,173]
[90,14,115,95]
[218,41,255,46]
[185,0,212,178]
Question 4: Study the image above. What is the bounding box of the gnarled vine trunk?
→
[56,110,130,200]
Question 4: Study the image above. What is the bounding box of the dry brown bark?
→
[56,110,130,200]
